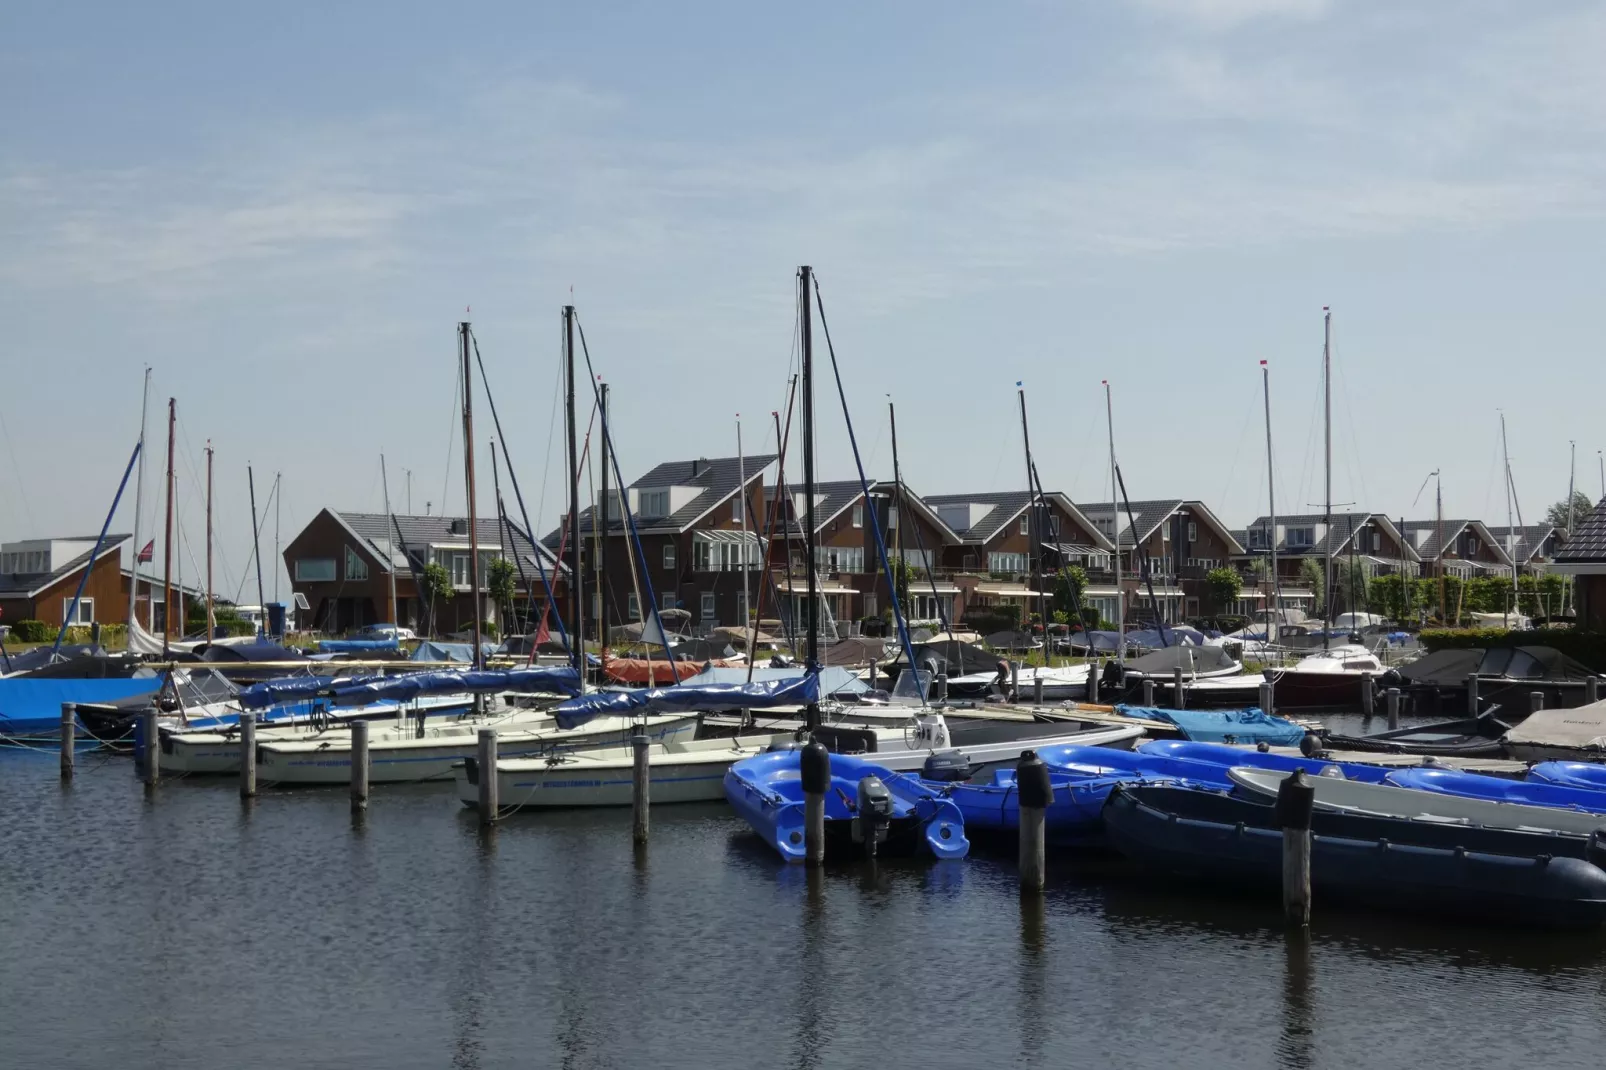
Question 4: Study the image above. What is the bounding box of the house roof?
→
[1396,519,1511,566]
[1238,512,1422,562]
[1553,499,1606,564]
[762,479,875,535]
[1484,524,1561,564]
[331,511,563,577]
[0,534,131,599]
[922,491,1114,551]
[545,454,777,542]
[1075,499,1247,555]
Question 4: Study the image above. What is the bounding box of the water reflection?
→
[1278,930,1314,1070]
[792,866,827,1070]
[1018,892,1047,1064]
[451,822,497,1070]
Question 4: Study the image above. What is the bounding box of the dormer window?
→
[639,490,670,517]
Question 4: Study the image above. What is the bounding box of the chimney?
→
[691,456,709,478]
[449,518,467,536]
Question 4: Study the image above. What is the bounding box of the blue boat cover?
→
[679,665,867,695]
[329,667,581,706]
[0,677,162,737]
[317,638,400,653]
[553,674,819,730]
[1115,704,1306,746]
[411,641,497,663]
[236,675,344,709]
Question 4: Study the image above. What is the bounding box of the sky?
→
[3,0,1605,600]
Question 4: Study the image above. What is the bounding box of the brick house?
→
[1076,500,1247,623]
[1552,499,1606,629]
[1485,524,1567,572]
[0,535,131,631]
[1234,512,1420,616]
[1399,519,1513,579]
[283,510,565,635]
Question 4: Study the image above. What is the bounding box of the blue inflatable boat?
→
[1384,766,1606,815]
[1528,762,1606,792]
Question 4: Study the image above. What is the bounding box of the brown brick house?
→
[0,535,130,631]
[1552,498,1606,628]
[1076,500,1246,623]
[1399,519,1513,579]
[1233,512,1420,618]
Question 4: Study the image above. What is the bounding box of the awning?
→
[912,583,961,594]
[693,530,764,545]
[975,584,1049,598]
[1044,542,1111,560]
[776,580,858,595]
[1084,586,1121,597]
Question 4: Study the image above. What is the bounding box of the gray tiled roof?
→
[1485,524,1562,563]
[0,535,131,597]
[1554,499,1606,563]
[334,512,562,577]
[922,491,1031,543]
[1398,519,1472,561]
[1076,499,1183,549]
[761,479,882,535]
[1239,512,1420,561]
[544,454,776,542]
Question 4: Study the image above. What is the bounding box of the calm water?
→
[5,740,1606,1070]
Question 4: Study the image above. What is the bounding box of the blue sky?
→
[3,0,1604,598]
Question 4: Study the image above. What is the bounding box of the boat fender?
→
[1256,742,1271,753]
[1274,770,1315,831]
[852,776,893,847]
[801,739,831,796]
[1298,733,1323,759]
[921,751,972,783]
[767,739,802,753]
[1016,750,1054,810]
[1586,830,1606,872]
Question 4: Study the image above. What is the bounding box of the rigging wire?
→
[440,359,461,519]
[0,404,36,533]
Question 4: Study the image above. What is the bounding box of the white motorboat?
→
[1266,644,1389,708]
[945,663,1091,701]
[254,713,697,785]
[1501,701,1606,763]
[809,711,1144,773]
[1227,765,1606,836]
[460,733,792,809]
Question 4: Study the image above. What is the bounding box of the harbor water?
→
[5,738,1605,1070]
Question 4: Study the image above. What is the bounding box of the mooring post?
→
[1259,680,1275,718]
[59,702,76,780]
[631,725,651,845]
[239,711,257,799]
[801,737,829,866]
[1384,687,1400,731]
[1172,666,1185,710]
[936,673,948,703]
[1588,677,1601,706]
[1017,749,1052,893]
[1010,661,1021,702]
[1142,678,1156,707]
[1087,664,1100,704]
[1531,691,1545,715]
[1360,672,1374,717]
[1277,769,1315,926]
[350,718,370,812]
[1466,674,1480,716]
[1033,674,1045,705]
[477,728,498,825]
[867,660,877,691]
[139,708,160,785]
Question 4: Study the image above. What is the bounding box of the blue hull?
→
[1528,762,1606,792]
[1104,787,1606,928]
[929,769,1133,846]
[0,678,161,740]
[1385,766,1606,814]
[1136,740,1392,783]
[724,750,969,862]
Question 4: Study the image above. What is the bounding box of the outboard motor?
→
[853,776,894,855]
[769,653,795,668]
[921,751,972,783]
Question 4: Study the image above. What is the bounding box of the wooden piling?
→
[1016,750,1052,892]
[1010,661,1020,701]
[1259,680,1275,718]
[59,703,76,780]
[801,738,829,866]
[1589,677,1600,706]
[1172,667,1185,710]
[936,673,948,703]
[1142,679,1156,707]
[1033,675,1045,704]
[1466,674,1480,716]
[477,728,498,825]
[1531,691,1545,714]
[1386,687,1401,732]
[867,660,877,690]
[631,728,650,845]
[139,708,160,785]
[239,712,257,798]
[1360,672,1374,716]
[1087,664,1100,704]
[1277,769,1315,927]
[350,719,370,812]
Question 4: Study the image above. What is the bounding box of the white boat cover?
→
[1502,701,1606,754]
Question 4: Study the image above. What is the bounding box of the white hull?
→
[871,723,1142,773]
[256,714,697,785]
[462,733,790,808]
[947,664,1090,700]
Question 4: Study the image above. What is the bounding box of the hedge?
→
[9,619,51,642]
[1419,628,1606,673]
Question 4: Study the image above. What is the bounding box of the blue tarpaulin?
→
[552,674,820,730]
[317,638,401,653]
[1113,704,1306,746]
[328,667,581,706]
[236,675,346,709]
[0,677,162,737]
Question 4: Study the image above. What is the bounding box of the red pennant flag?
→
[137,540,155,563]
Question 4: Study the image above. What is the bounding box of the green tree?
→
[1546,491,1596,532]
[1297,558,1326,616]
[487,557,518,632]
[1203,567,1241,614]
[1052,565,1088,618]
[418,561,454,637]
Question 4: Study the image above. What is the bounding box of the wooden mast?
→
[205,441,215,641]
[460,322,484,670]
[162,398,175,655]
[800,265,819,731]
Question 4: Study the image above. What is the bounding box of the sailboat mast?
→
[460,322,485,670]
[889,398,907,610]
[205,441,215,641]
[1103,381,1124,662]
[248,464,266,640]
[1322,307,1332,650]
[1261,361,1279,642]
[163,398,175,655]
[1501,412,1516,623]
[128,368,150,630]
[1017,384,1047,646]
[736,413,749,633]
[800,265,819,731]
[563,306,583,678]
[1436,471,1445,622]
[1567,442,1577,537]
[381,454,398,629]
[599,383,610,660]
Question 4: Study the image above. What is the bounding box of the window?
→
[1047,515,1060,539]
[62,597,93,624]
[896,548,934,573]
[345,546,369,581]
[1020,515,1030,535]
[864,593,877,618]
[1187,522,1198,542]
[661,592,677,612]
[295,558,336,582]
[1162,524,1171,542]
[989,552,1028,574]
[663,543,676,570]
[1287,527,1315,548]
[451,553,470,587]
[627,592,640,621]
[816,545,865,574]
[886,505,898,530]
[852,504,864,528]
[639,490,670,517]
[700,591,717,621]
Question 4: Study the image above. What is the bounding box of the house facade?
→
[1552,499,1606,629]
[1076,500,1246,623]
[1234,512,1419,616]
[1399,519,1513,579]
[0,535,130,631]
[1486,524,1566,572]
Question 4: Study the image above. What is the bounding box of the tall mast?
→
[1261,360,1280,643]
[563,306,583,679]
[889,398,907,612]
[598,382,610,659]
[461,322,484,670]
[205,441,215,641]
[1103,380,1124,662]
[1436,471,1445,622]
[736,412,749,632]
[1322,307,1332,650]
[273,473,281,605]
[381,455,398,629]
[800,265,819,731]
[1017,383,1048,644]
[248,464,266,639]
[128,368,150,629]
[1501,412,1516,623]
[163,398,175,655]
[1567,442,1577,538]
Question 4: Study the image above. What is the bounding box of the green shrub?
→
[1419,627,1606,673]
[11,619,50,642]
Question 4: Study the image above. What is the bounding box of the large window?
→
[816,546,865,573]
[627,592,641,621]
[345,546,369,581]
[451,553,470,587]
[639,490,670,517]
[295,558,336,582]
[693,534,761,572]
[700,591,717,621]
[851,504,864,528]
[896,549,934,573]
[989,552,1027,575]
[663,543,676,570]
[1287,526,1315,548]
[62,597,94,624]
